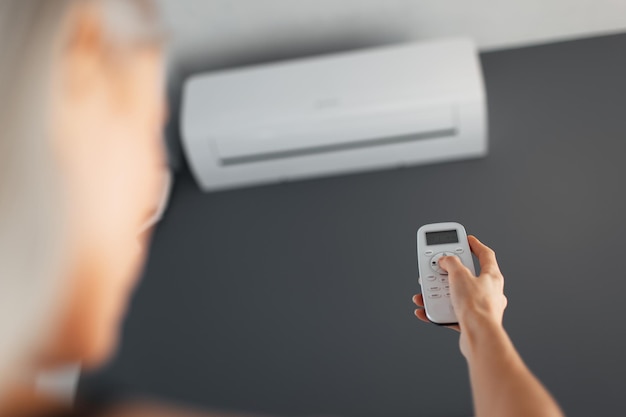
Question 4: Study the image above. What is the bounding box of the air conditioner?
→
[181,37,487,192]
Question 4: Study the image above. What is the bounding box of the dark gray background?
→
[80,33,626,417]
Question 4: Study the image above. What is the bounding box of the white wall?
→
[157,0,626,65]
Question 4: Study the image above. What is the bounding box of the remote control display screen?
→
[426,230,459,245]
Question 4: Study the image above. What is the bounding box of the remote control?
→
[416,222,475,325]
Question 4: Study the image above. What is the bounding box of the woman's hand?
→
[413,235,508,358]
[413,237,565,417]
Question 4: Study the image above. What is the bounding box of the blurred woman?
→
[0,0,167,415]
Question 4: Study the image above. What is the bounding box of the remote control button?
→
[428,286,441,291]
[424,250,434,256]
[430,255,447,274]
[429,294,442,299]
[444,284,450,290]
[426,275,436,281]
[430,252,461,275]
[444,292,451,297]
[439,276,448,283]
[454,247,464,254]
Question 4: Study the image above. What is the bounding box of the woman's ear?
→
[61,2,108,99]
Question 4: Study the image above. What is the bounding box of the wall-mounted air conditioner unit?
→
[181,37,487,192]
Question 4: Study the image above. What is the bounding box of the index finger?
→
[468,235,500,275]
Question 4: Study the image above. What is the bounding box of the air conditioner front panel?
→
[181,38,487,191]
[213,104,457,163]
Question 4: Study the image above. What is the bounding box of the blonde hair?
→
[0,0,162,399]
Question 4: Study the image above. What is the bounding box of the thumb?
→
[439,255,469,276]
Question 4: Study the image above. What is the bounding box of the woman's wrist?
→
[459,313,509,359]
[459,308,502,331]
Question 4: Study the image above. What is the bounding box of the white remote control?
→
[416,222,476,325]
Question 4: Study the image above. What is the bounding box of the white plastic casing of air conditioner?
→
[181,37,487,192]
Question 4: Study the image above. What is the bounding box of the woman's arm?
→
[413,236,564,417]
[462,314,564,417]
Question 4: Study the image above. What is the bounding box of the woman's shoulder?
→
[27,405,108,417]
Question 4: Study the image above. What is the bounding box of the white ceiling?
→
[157,0,626,67]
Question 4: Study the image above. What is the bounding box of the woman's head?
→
[0,0,167,397]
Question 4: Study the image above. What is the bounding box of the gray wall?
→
[81,33,626,417]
